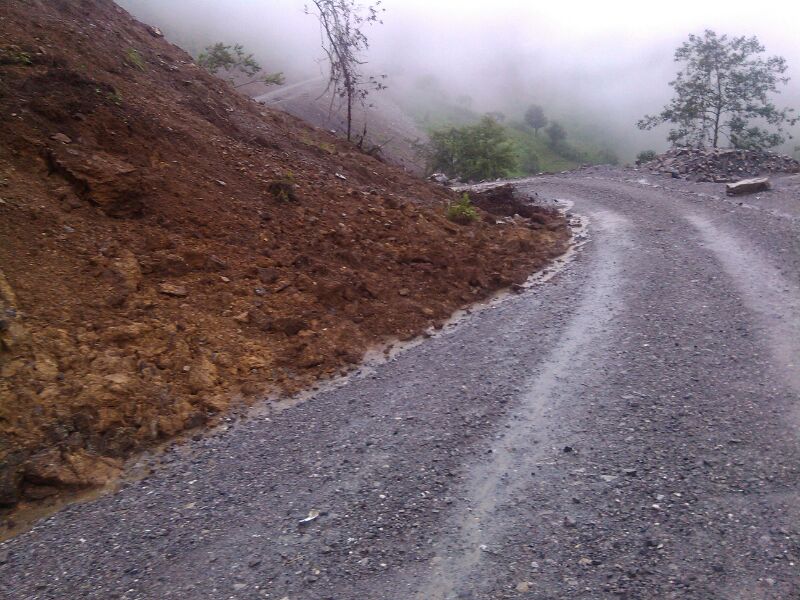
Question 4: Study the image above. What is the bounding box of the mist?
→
[117,0,800,160]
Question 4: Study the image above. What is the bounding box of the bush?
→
[125,48,145,71]
[637,150,657,164]
[446,193,479,224]
[424,116,517,181]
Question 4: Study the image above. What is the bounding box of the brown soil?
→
[0,0,569,521]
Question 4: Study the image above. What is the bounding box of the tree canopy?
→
[638,30,797,149]
[197,42,284,88]
[306,0,386,142]
[524,105,548,135]
[424,116,517,181]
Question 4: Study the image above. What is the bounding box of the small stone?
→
[51,133,72,144]
[158,283,188,297]
[515,581,531,593]
[398,288,409,297]
[600,475,618,483]
[563,515,577,528]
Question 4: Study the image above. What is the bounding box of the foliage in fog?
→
[638,30,797,149]
[424,116,517,181]
[197,42,284,88]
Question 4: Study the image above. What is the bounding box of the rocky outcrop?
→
[640,147,800,182]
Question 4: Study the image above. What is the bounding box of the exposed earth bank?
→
[1,168,798,599]
[0,0,568,516]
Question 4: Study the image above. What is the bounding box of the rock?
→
[0,463,22,507]
[187,356,218,393]
[272,317,306,336]
[158,283,188,297]
[398,288,410,297]
[257,267,279,285]
[641,147,798,181]
[103,322,148,343]
[147,25,164,37]
[428,172,450,184]
[51,133,72,144]
[725,177,771,196]
[24,449,121,489]
[233,312,250,324]
[148,253,190,277]
[563,515,577,528]
[34,353,60,381]
[44,149,149,218]
[515,581,531,593]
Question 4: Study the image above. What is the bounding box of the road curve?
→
[1,171,799,599]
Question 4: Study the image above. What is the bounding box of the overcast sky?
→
[119,0,800,156]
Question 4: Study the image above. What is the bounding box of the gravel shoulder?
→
[1,170,798,600]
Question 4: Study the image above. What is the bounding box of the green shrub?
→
[446,193,479,224]
[125,48,145,71]
[424,116,517,182]
[0,46,32,66]
[267,179,297,202]
[637,150,657,163]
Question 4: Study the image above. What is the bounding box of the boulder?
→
[725,177,771,196]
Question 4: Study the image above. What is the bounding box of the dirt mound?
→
[470,184,564,227]
[0,0,569,516]
[640,147,800,182]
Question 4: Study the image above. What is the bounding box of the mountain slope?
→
[0,0,568,516]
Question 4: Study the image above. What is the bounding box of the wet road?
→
[2,171,799,599]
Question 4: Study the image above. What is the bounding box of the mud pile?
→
[640,147,800,182]
[470,184,563,227]
[0,0,569,515]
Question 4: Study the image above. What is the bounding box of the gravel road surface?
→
[2,170,799,599]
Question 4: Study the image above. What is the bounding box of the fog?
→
[118,0,800,160]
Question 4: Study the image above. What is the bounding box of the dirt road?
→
[2,170,799,599]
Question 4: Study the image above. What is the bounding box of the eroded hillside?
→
[0,0,568,516]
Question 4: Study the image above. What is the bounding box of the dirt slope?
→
[0,0,568,515]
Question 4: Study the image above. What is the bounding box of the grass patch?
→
[125,48,145,71]
[446,193,479,224]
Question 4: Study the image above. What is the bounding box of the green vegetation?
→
[197,42,284,88]
[0,46,32,66]
[524,105,548,136]
[125,48,145,71]
[639,29,798,149]
[636,150,657,163]
[446,193,479,224]
[425,117,517,181]
[410,85,620,179]
[267,177,297,202]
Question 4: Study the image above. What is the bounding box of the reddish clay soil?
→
[0,0,568,517]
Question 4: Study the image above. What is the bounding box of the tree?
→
[197,42,284,88]
[524,104,548,136]
[638,30,797,149]
[306,0,386,142]
[545,121,566,147]
[423,116,517,181]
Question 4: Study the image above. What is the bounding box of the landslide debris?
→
[639,147,800,182]
[0,0,569,516]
